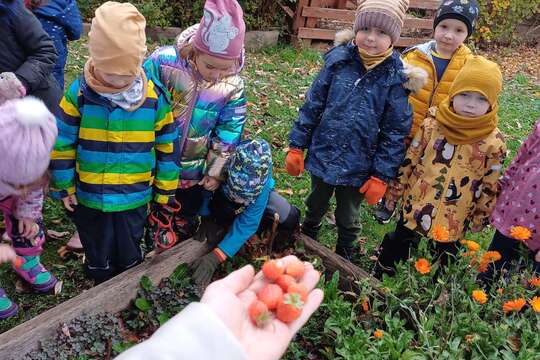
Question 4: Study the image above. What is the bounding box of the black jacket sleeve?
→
[12,3,57,92]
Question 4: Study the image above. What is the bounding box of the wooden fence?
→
[293,0,441,47]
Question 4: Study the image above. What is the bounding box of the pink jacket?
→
[490,119,540,251]
[0,184,44,220]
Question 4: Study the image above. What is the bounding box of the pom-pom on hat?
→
[0,97,57,192]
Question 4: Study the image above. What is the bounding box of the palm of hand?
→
[201,257,323,360]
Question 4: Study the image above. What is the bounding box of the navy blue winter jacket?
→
[288,42,413,187]
[34,0,82,88]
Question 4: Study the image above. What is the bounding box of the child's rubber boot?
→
[12,255,58,293]
[174,215,200,241]
[0,288,18,319]
[300,220,321,241]
[373,198,396,224]
[335,239,356,261]
[147,201,181,250]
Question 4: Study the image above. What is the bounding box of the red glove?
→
[359,176,387,205]
[285,148,305,176]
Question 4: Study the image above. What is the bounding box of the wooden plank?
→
[336,0,348,9]
[298,27,430,47]
[292,0,310,34]
[0,240,209,359]
[302,7,433,29]
[336,0,440,9]
[300,234,382,293]
[410,0,441,10]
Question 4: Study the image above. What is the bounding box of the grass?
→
[1,38,539,346]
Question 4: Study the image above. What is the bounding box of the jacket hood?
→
[332,29,428,92]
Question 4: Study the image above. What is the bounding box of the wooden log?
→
[0,240,209,360]
[298,27,430,47]
[299,234,382,293]
[301,7,434,29]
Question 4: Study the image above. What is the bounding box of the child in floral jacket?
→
[478,118,540,285]
[375,56,507,277]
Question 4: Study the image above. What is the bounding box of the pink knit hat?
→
[192,0,246,60]
[0,97,57,194]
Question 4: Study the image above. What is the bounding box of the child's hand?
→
[536,250,540,263]
[0,244,16,264]
[18,219,39,238]
[359,176,387,205]
[201,255,324,360]
[285,148,304,176]
[198,175,220,191]
[61,194,78,212]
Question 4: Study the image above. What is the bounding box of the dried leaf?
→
[277,188,294,196]
[61,323,71,338]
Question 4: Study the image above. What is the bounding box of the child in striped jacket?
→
[50,2,179,283]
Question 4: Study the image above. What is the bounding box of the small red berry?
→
[287,282,308,302]
[257,284,283,310]
[276,293,303,323]
[249,300,271,327]
[276,274,296,292]
[262,259,285,281]
[285,259,305,280]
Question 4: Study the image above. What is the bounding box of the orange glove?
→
[359,176,387,205]
[285,148,304,176]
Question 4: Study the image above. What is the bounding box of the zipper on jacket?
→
[178,76,200,157]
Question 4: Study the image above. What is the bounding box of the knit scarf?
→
[436,97,498,145]
[358,47,393,71]
[84,60,148,112]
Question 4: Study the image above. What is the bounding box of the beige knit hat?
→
[353,0,409,44]
[88,2,147,76]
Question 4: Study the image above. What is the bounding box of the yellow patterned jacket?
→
[389,115,507,242]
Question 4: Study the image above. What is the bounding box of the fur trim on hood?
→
[333,29,427,93]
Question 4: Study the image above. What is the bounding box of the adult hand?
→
[18,218,39,238]
[61,194,78,212]
[201,255,324,360]
[199,175,220,191]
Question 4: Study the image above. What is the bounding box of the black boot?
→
[301,220,321,240]
[335,240,355,261]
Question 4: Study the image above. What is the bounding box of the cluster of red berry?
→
[249,259,308,327]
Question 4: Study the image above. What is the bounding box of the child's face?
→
[355,27,392,55]
[195,53,237,82]
[434,19,468,56]
[95,69,137,89]
[452,91,491,117]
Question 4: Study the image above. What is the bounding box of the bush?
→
[473,0,540,45]
[77,0,288,30]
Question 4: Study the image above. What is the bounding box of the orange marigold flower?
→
[415,258,432,274]
[472,289,488,304]
[374,329,384,339]
[483,251,502,262]
[432,225,449,242]
[529,297,540,313]
[503,298,526,313]
[461,240,481,252]
[529,278,540,288]
[510,226,531,241]
[477,251,502,272]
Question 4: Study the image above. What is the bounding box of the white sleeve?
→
[116,302,247,360]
